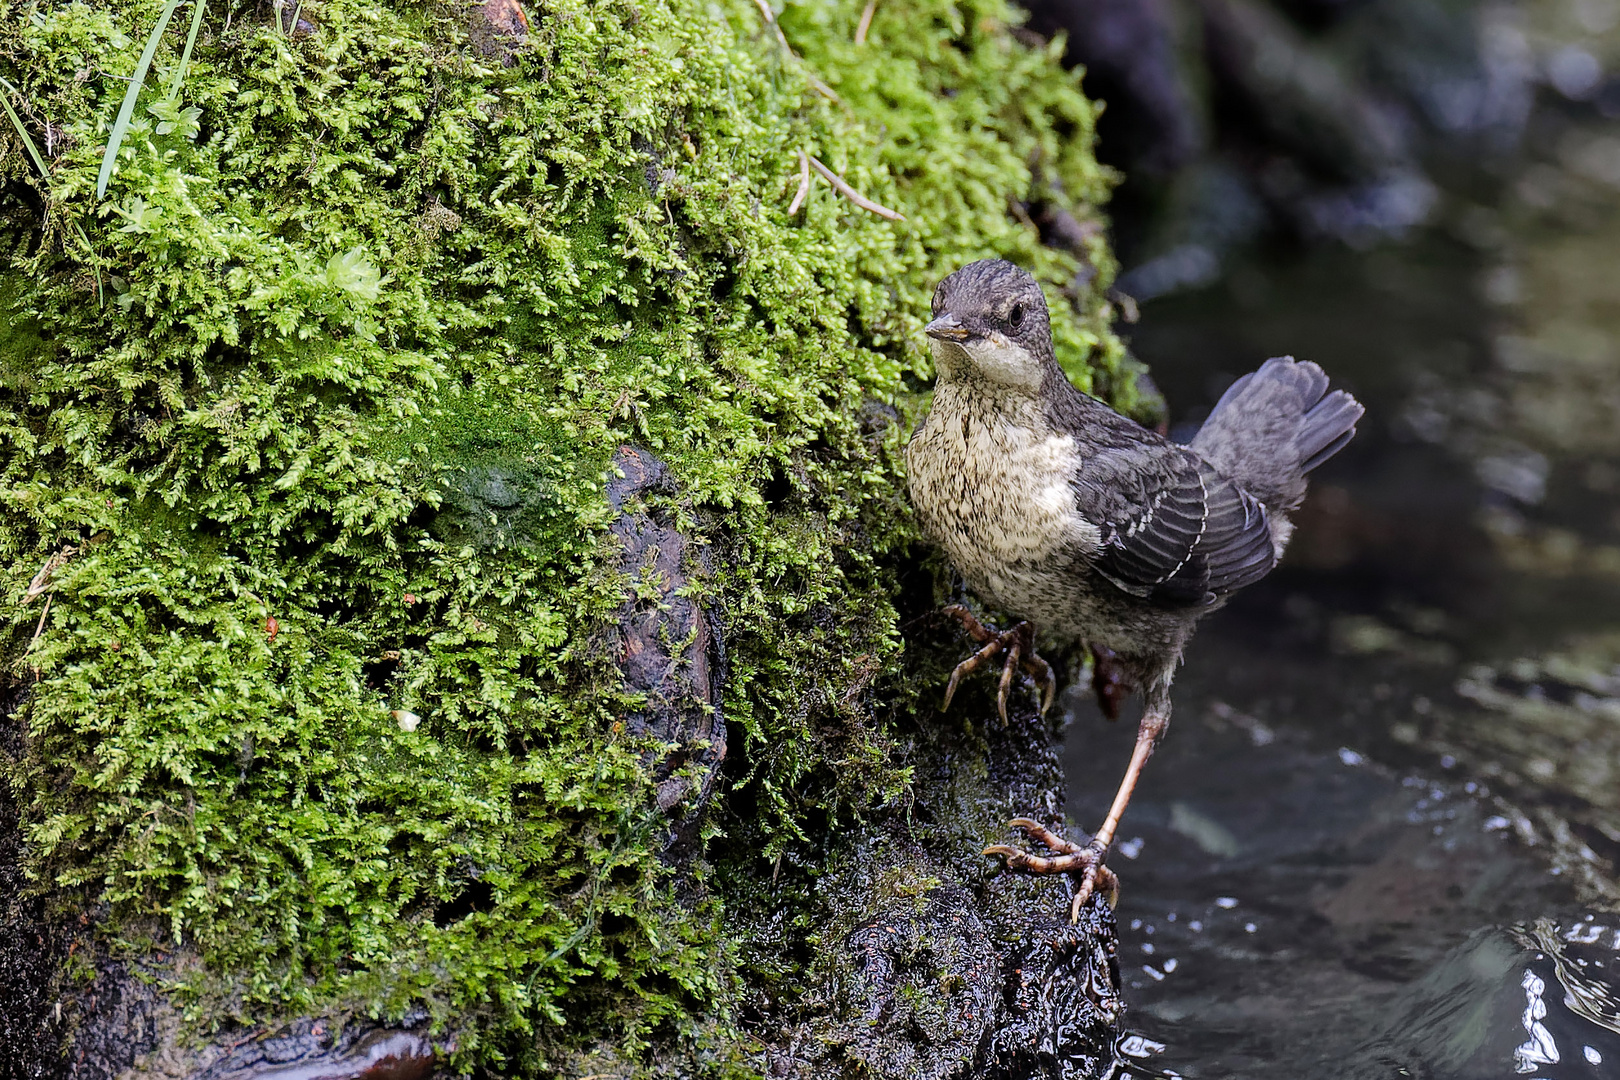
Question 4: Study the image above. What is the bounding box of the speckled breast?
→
[905,387,1099,632]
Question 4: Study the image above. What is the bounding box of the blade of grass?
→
[97,0,184,199]
[0,75,51,181]
[68,222,106,309]
[165,0,207,102]
[0,79,106,307]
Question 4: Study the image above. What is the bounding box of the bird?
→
[904,258,1363,919]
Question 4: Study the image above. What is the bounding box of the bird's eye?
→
[1008,303,1025,329]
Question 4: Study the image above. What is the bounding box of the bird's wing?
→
[1193,459,1277,595]
[1075,442,1277,608]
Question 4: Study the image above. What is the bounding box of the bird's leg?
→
[983,818,1121,909]
[940,604,1056,725]
[982,681,1171,920]
[1064,683,1172,921]
[1090,645,1132,721]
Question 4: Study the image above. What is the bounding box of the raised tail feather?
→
[1189,356,1364,511]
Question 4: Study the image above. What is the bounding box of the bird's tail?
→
[1189,356,1363,511]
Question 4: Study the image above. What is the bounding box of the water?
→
[1062,113,1620,1077]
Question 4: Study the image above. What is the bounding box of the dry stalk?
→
[29,594,51,651]
[25,544,78,603]
[750,0,842,102]
[787,149,811,214]
[855,0,877,45]
[1007,196,1037,232]
[807,155,905,221]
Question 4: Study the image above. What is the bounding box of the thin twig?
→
[1107,286,1140,324]
[25,545,77,603]
[1007,196,1037,232]
[804,72,841,102]
[855,0,877,45]
[29,595,51,651]
[805,72,840,102]
[750,0,842,102]
[787,149,810,214]
[806,155,905,221]
[749,0,787,44]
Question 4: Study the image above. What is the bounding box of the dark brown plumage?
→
[905,259,1364,917]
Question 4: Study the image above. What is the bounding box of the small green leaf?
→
[325,247,388,302]
[112,195,163,234]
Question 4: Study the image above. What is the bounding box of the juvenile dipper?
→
[906,259,1363,917]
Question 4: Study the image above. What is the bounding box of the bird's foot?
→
[940,605,1056,725]
[983,817,1119,921]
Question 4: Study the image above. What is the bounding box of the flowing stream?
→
[1062,58,1620,1078]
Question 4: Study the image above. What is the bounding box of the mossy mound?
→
[0,0,1133,1069]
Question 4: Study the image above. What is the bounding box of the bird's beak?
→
[924,313,970,342]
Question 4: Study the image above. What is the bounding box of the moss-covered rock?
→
[0,0,1136,1071]
[739,684,1124,1080]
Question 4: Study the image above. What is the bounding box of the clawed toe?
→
[1068,855,1119,921]
[984,818,1120,921]
[940,605,1057,724]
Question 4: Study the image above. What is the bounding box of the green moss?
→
[0,0,1131,1069]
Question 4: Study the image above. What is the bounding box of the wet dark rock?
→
[62,983,441,1080]
[748,655,1123,1079]
[64,960,166,1080]
[2,449,728,1077]
[188,1021,437,1080]
[470,0,530,65]
[986,904,1120,1079]
[432,446,730,837]
[0,684,73,1080]
[2,691,171,1078]
[479,0,529,38]
[832,889,1003,1080]
[604,446,727,849]
[432,464,563,552]
[821,888,1120,1080]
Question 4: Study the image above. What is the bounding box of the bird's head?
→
[925,259,1054,393]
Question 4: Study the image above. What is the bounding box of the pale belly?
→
[905,397,1101,633]
[906,391,1212,667]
